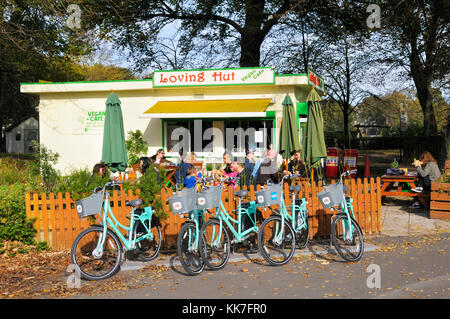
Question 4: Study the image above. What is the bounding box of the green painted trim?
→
[296,102,308,116]
[265,111,276,118]
[152,67,275,88]
[20,79,152,85]
[275,73,307,77]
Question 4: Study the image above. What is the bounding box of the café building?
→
[20,67,325,173]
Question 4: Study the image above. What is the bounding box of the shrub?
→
[0,184,36,245]
[125,163,166,219]
[52,168,111,201]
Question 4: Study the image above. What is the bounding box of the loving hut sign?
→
[153,67,275,88]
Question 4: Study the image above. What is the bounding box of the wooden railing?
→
[25,177,382,251]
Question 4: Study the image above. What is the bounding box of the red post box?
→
[342,149,359,178]
[325,147,340,179]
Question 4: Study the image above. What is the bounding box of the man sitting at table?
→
[150,149,171,164]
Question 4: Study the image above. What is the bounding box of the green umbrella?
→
[101,91,128,172]
[279,94,300,160]
[302,88,327,165]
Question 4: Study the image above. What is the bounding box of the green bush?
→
[125,163,166,219]
[0,184,36,245]
[53,168,111,201]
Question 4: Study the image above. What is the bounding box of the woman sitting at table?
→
[410,151,441,208]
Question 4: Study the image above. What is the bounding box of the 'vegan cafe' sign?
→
[153,67,275,88]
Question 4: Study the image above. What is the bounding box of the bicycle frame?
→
[94,190,155,255]
[212,197,258,244]
[278,190,308,233]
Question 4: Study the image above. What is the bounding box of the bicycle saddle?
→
[234,190,248,197]
[126,199,143,207]
[289,185,302,193]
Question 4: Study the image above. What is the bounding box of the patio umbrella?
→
[302,87,327,166]
[279,94,300,161]
[101,91,128,172]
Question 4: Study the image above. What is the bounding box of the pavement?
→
[380,198,450,237]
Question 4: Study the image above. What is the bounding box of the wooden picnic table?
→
[381,174,429,208]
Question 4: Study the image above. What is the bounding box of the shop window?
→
[166,120,213,154]
[224,119,273,155]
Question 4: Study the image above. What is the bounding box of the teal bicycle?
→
[199,178,263,271]
[71,180,162,280]
[170,177,221,276]
[257,173,309,266]
[318,169,364,262]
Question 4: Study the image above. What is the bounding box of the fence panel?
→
[25,178,382,250]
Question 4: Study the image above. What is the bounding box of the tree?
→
[0,0,91,139]
[373,0,449,135]
[82,64,135,81]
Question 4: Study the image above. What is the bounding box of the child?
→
[184,166,203,189]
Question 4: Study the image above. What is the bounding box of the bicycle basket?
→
[168,187,197,214]
[75,190,105,218]
[317,183,345,209]
[196,185,223,210]
[255,183,283,207]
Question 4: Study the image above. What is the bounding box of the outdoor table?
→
[163,164,178,188]
[381,174,429,208]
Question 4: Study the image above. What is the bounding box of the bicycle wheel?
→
[200,218,231,270]
[177,222,205,276]
[258,215,296,266]
[295,214,309,250]
[331,214,364,262]
[133,219,161,262]
[71,226,122,281]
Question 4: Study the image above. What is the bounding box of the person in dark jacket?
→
[256,149,279,185]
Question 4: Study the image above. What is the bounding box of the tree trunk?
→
[239,0,266,67]
[239,33,263,67]
[343,107,350,149]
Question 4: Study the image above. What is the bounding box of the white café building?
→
[20,67,325,173]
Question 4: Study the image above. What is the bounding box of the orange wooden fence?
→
[25,177,382,251]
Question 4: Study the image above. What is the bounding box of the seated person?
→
[139,156,151,175]
[244,148,256,173]
[231,161,255,189]
[288,150,307,176]
[222,152,233,174]
[92,162,107,178]
[150,149,171,165]
[411,151,441,208]
[184,166,203,189]
[256,149,280,185]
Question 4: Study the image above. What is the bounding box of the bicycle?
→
[199,177,261,271]
[255,173,309,266]
[71,180,162,280]
[255,176,297,266]
[317,169,364,262]
[169,177,217,276]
